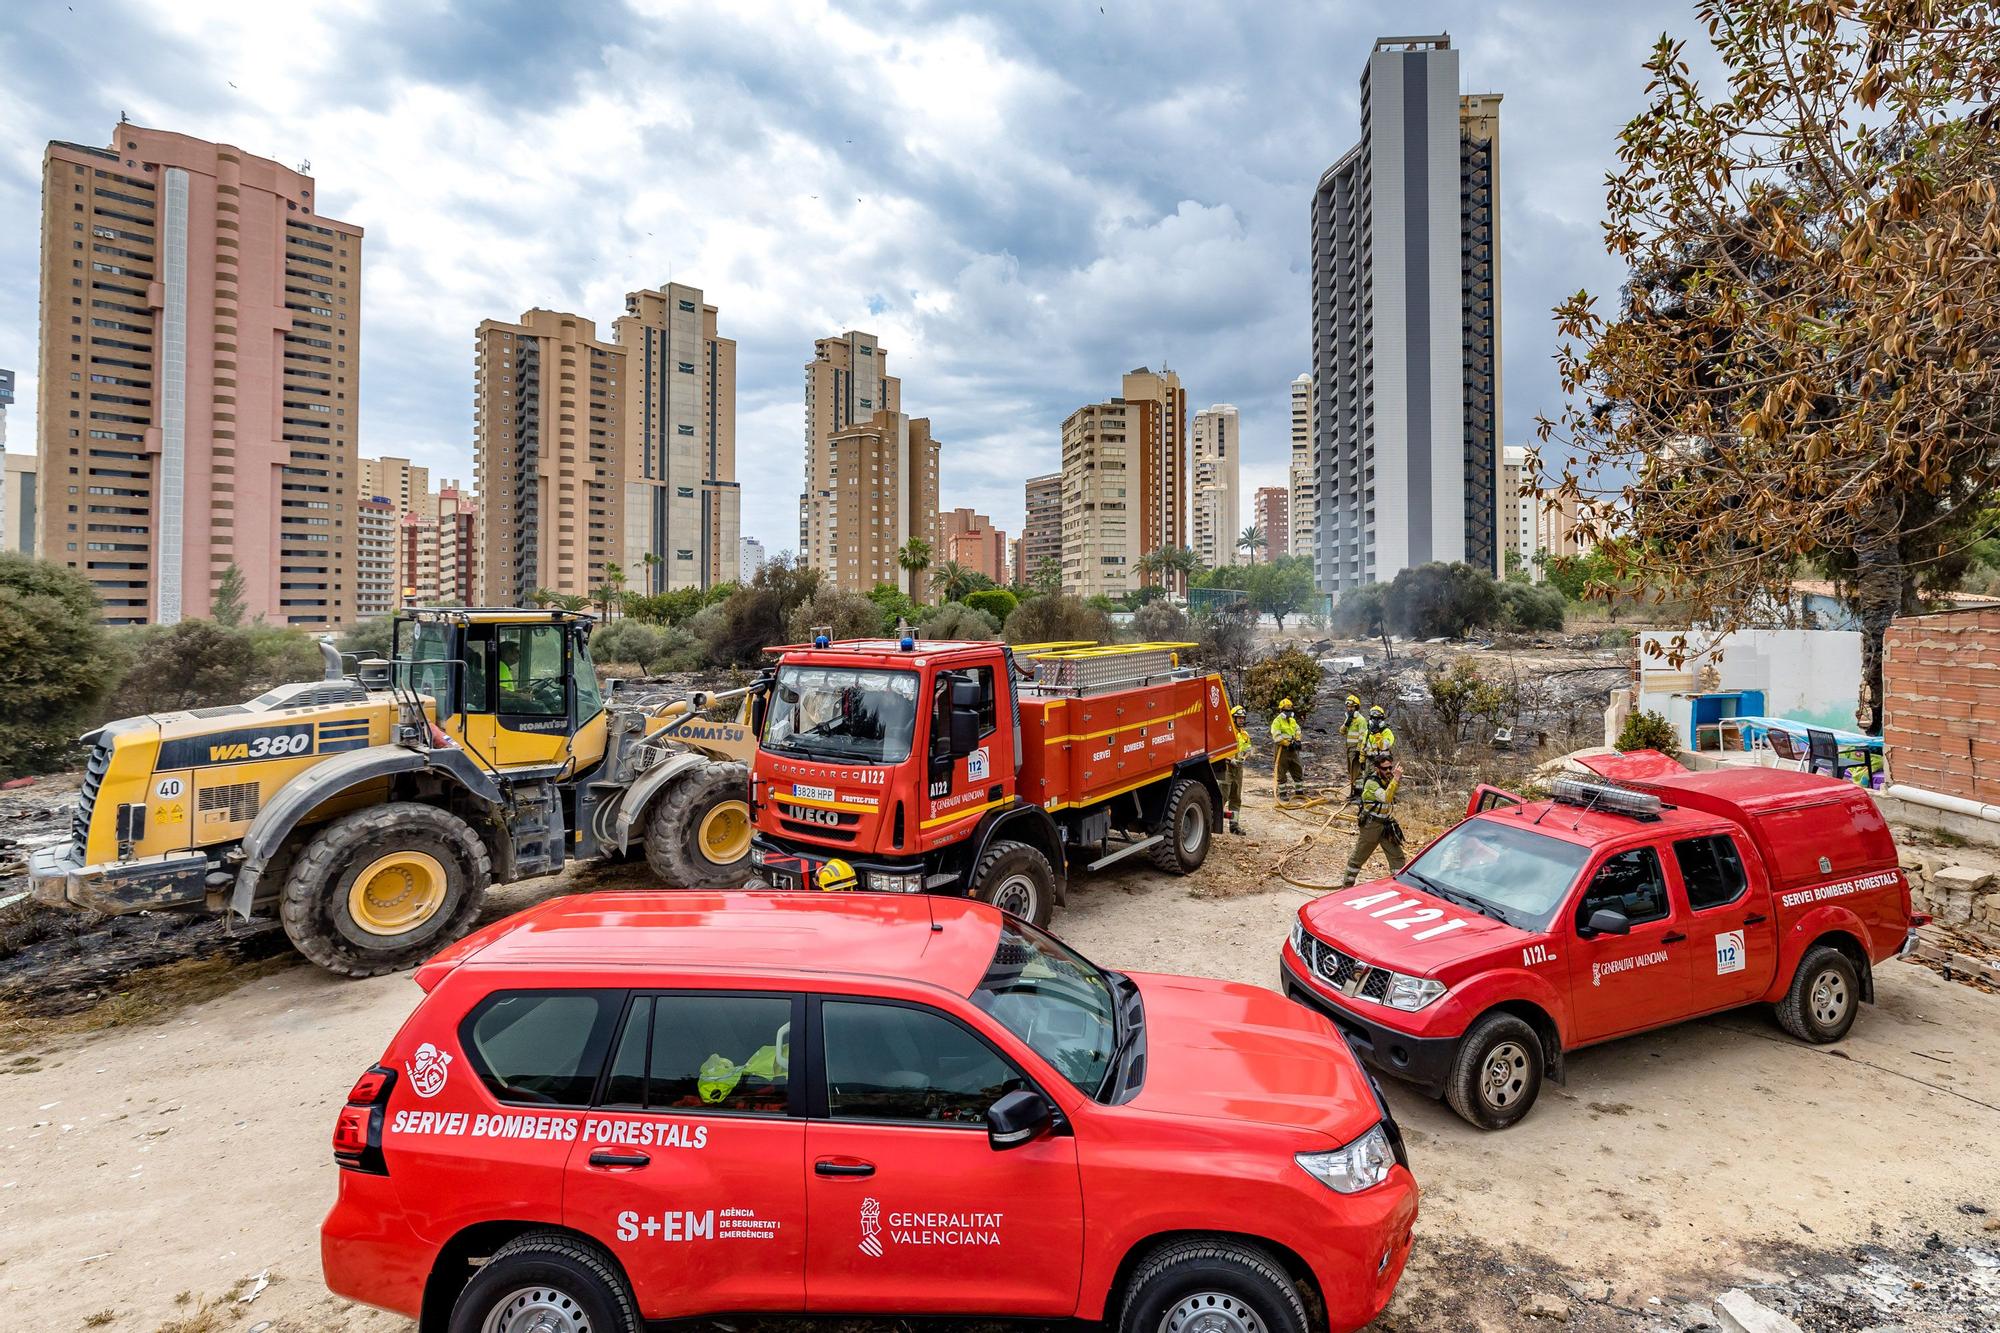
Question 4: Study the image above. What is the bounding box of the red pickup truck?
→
[1281,756,1920,1129]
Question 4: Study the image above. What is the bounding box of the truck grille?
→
[1300,933,1391,1002]
[198,781,262,823]
[71,739,112,860]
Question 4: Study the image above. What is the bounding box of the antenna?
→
[299,158,311,173]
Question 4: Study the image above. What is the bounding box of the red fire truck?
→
[746,638,1239,925]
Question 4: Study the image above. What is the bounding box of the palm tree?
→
[547,591,589,613]
[1141,545,1200,597]
[1237,525,1266,565]
[930,560,978,603]
[530,587,558,609]
[641,551,663,594]
[897,537,933,601]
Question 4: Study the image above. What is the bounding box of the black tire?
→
[1118,1237,1309,1333]
[1445,1012,1544,1130]
[279,803,490,978]
[1776,944,1860,1043]
[1148,778,1215,875]
[642,760,752,888]
[447,1230,639,1333]
[969,839,1057,927]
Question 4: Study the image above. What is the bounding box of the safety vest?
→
[1342,710,1368,749]
[1232,726,1252,760]
[1364,725,1395,758]
[1271,714,1301,746]
[498,660,518,692]
[1358,773,1399,818]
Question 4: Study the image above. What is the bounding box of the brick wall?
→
[1883,608,2000,802]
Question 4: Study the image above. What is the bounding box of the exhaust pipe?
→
[320,638,344,681]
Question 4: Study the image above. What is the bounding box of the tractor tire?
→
[448,1230,640,1333]
[1148,777,1215,875]
[1776,944,1860,1044]
[969,839,1057,927]
[643,760,753,888]
[280,803,490,978]
[1117,1237,1309,1333]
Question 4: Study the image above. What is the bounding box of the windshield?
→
[971,918,1115,1097]
[762,665,919,764]
[1401,817,1593,931]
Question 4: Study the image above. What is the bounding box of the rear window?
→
[462,990,620,1106]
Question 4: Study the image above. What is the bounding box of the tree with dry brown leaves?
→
[1538,0,2000,732]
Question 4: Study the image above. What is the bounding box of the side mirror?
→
[950,705,981,755]
[1583,908,1631,938]
[986,1088,1053,1150]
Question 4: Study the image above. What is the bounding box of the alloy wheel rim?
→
[1159,1290,1267,1333]
[1483,1040,1530,1109]
[347,850,448,937]
[479,1285,593,1333]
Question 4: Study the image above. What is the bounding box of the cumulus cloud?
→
[0,0,1701,550]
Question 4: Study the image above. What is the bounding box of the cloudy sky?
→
[0,0,1703,549]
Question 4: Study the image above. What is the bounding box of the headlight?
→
[1381,973,1446,1011]
[867,871,922,893]
[1290,920,1310,955]
[1297,1123,1396,1194]
[750,847,766,866]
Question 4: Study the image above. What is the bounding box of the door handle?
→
[588,1149,651,1169]
[814,1157,876,1178]
[1661,932,1688,944]
[1743,914,1768,925]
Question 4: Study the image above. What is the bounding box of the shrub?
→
[1188,603,1256,681]
[1386,561,1501,639]
[1615,709,1682,754]
[1244,646,1321,717]
[0,555,125,776]
[337,616,394,661]
[786,588,883,643]
[1003,595,1112,646]
[1498,582,1567,633]
[591,621,675,674]
[696,556,821,665]
[918,602,1001,640]
[1130,600,1190,643]
[963,588,1018,623]
[105,621,265,718]
[866,583,922,634]
[1333,583,1388,638]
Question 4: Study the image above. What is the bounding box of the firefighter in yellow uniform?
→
[1271,699,1304,802]
[1363,706,1396,765]
[1217,705,1251,835]
[1342,752,1408,887]
[1341,695,1368,791]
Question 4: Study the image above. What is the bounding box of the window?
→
[676,361,695,374]
[571,625,603,720]
[1576,847,1671,930]
[973,918,1115,1096]
[822,1000,1026,1125]
[934,665,997,738]
[495,623,565,717]
[463,990,619,1106]
[605,994,794,1114]
[1674,835,1748,911]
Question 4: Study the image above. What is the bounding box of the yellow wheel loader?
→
[30,608,763,976]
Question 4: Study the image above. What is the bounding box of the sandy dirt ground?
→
[4,788,1999,1331]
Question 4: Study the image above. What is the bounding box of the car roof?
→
[1475,799,1728,847]
[450,890,1002,993]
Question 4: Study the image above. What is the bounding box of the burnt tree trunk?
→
[1851,498,1908,737]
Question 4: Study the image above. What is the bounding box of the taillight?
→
[334,1064,396,1175]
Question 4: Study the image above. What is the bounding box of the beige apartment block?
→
[1253,486,1288,563]
[359,455,432,519]
[1059,400,1144,600]
[1500,445,1535,572]
[1020,471,1062,586]
[822,410,939,595]
[355,494,397,617]
[474,309,624,605]
[1191,404,1241,569]
[801,331,900,573]
[37,124,363,626]
[1288,372,1313,559]
[614,283,738,592]
[1120,366,1186,561]
[398,480,479,607]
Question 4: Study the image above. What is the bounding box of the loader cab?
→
[392,610,608,773]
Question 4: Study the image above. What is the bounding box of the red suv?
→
[324,892,1417,1333]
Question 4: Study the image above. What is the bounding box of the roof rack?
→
[1549,778,1666,822]
[1024,642,1199,696]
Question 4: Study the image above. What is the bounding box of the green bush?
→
[104,621,267,718]
[786,588,883,643]
[1498,582,1567,632]
[0,555,125,776]
[963,588,1018,623]
[1244,646,1321,717]
[592,621,676,674]
[696,556,821,666]
[1386,561,1501,639]
[338,616,395,661]
[918,602,1000,640]
[1615,709,1682,754]
[866,583,922,634]
[1003,595,1112,646]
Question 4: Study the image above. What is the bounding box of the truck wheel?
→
[280,803,490,978]
[643,760,752,888]
[1148,778,1214,875]
[448,1231,639,1333]
[1776,944,1860,1044]
[1445,1012,1544,1130]
[1118,1237,1309,1333]
[970,840,1056,927]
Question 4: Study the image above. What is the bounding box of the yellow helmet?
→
[1346,694,1361,708]
[1231,704,1246,718]
[1370,705,1387,721]
[815,858,858,892]
[1278,698,1294,711]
